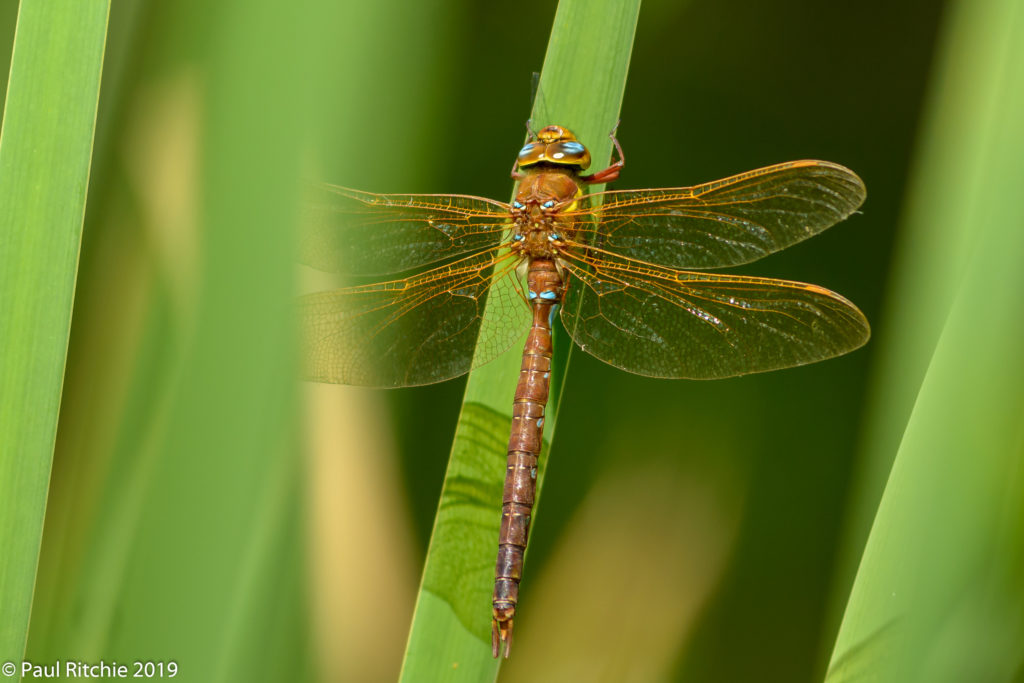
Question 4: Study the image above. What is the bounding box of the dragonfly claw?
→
[491,617,513,658]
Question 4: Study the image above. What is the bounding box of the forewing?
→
[301,249,530,387]
[559,250,868,379]
[572,160,865,269]
[301,184,511,276]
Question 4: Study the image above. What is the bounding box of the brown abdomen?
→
[492,257,562,658]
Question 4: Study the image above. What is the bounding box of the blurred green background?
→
[2,0,1022,681]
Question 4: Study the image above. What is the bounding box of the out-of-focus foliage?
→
[829,0,1024,680]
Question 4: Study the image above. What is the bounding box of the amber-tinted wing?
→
[301,248,530,387]
[558,249,868,379]
[569,161,865,269]
[301,184,511,276]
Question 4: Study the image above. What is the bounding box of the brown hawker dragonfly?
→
[300,125,869,657]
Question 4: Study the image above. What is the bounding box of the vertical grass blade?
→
[0,0,109,664]
[827,0,1024,678]
[399,0,641,679]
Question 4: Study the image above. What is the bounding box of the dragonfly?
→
[300,124,869,658]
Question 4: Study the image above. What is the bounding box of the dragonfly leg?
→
[511,155,527,180]
[580,124,625,184]
[525,117,538,139]
[510,120,540,180]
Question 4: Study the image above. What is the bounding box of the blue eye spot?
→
[563,141,585,153]
[518,144,536,157]
[512,201,525,210]
[548,233,561,241]
[542,200,555,209]
[512,233,525,242]
[539,291,558,300]
[528,290,537,299]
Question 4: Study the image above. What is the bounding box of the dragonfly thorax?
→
[510,227,565,258]
[510,171,580,257]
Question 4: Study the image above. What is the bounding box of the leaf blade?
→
[0,0,110,663]
[399,0,642,679]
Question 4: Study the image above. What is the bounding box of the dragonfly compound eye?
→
[513,234,525,242]
[517,143,538,160]
[512,200,525,210]
[548,233,561,241]
[542,200,556,209]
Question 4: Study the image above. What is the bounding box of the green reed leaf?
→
[0,0,109,665]
[399,0,641,680]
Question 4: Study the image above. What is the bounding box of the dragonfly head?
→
[516,125,591,172]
